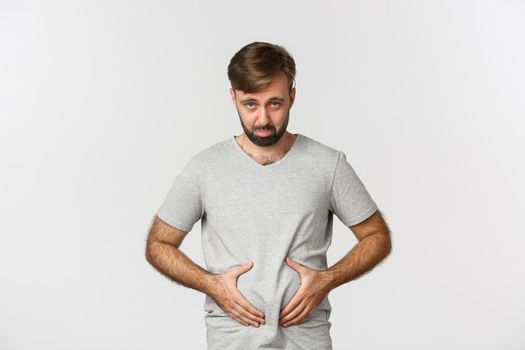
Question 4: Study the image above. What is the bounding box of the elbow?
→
[382,230,393,258]
[145,239,157,265]
[373,229,392,259]
[145,245,153,264]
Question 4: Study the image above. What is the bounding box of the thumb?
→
[234,261,253,276]
[285,256,302,272]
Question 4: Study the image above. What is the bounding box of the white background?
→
[1,1,524,349]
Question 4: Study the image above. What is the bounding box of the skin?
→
[229,71,297,165]
[145,71,392,328]
[145,216,265,327]
[278,210,391,327]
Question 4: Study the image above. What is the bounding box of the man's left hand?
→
[279,256,332,327]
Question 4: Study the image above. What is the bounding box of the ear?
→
[229,88,237,106]
[289,87,296,108]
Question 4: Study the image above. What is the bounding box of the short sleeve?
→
[329,151,378,226]
[156,156,204,233]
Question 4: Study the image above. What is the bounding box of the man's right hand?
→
[208,261,266,327]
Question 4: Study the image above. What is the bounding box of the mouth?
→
[255,129,273,136]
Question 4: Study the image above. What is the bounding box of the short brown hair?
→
[227,41,296,94]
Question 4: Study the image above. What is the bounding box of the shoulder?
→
[186,136,233,169]
[297,133,342,167]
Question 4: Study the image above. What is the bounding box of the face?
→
[230,72,296,147]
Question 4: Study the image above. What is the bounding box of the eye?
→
[271,101,281,108]
[245,102,255,109]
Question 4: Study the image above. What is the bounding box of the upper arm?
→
[155,155,204,234]
[348,209,391,243]
[147,214,189,249]
[329,151,379,227]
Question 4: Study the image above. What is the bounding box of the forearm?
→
[324,232,391,291]
[146,241,217,295]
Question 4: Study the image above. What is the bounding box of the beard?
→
[236,108,290,147]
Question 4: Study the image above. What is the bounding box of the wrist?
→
[321,268,343,292]
[320,269,337,293]
[202,272,219,296]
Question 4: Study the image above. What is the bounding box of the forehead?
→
[235,73,289,102]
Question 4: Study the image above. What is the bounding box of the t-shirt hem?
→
[156,210,193,233]
[342,203,378,227]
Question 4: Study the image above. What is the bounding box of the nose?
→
[257,107,271,126]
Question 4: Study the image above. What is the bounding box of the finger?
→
[280,300,307,325]
[231,302,262,327]
[279,289,304,319]
[285,256,303,271]
[234,295,265,323]
[282,304,312,327]
[234,289,265,319]
[228,307,252,326]
[233,261,253,277]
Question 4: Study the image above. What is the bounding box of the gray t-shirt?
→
[156,133,378,350]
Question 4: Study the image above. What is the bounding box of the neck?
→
[237,132,296,165]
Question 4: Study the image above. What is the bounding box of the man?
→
[145,41,392,350]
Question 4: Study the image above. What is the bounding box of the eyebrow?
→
[240,97,285,104]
